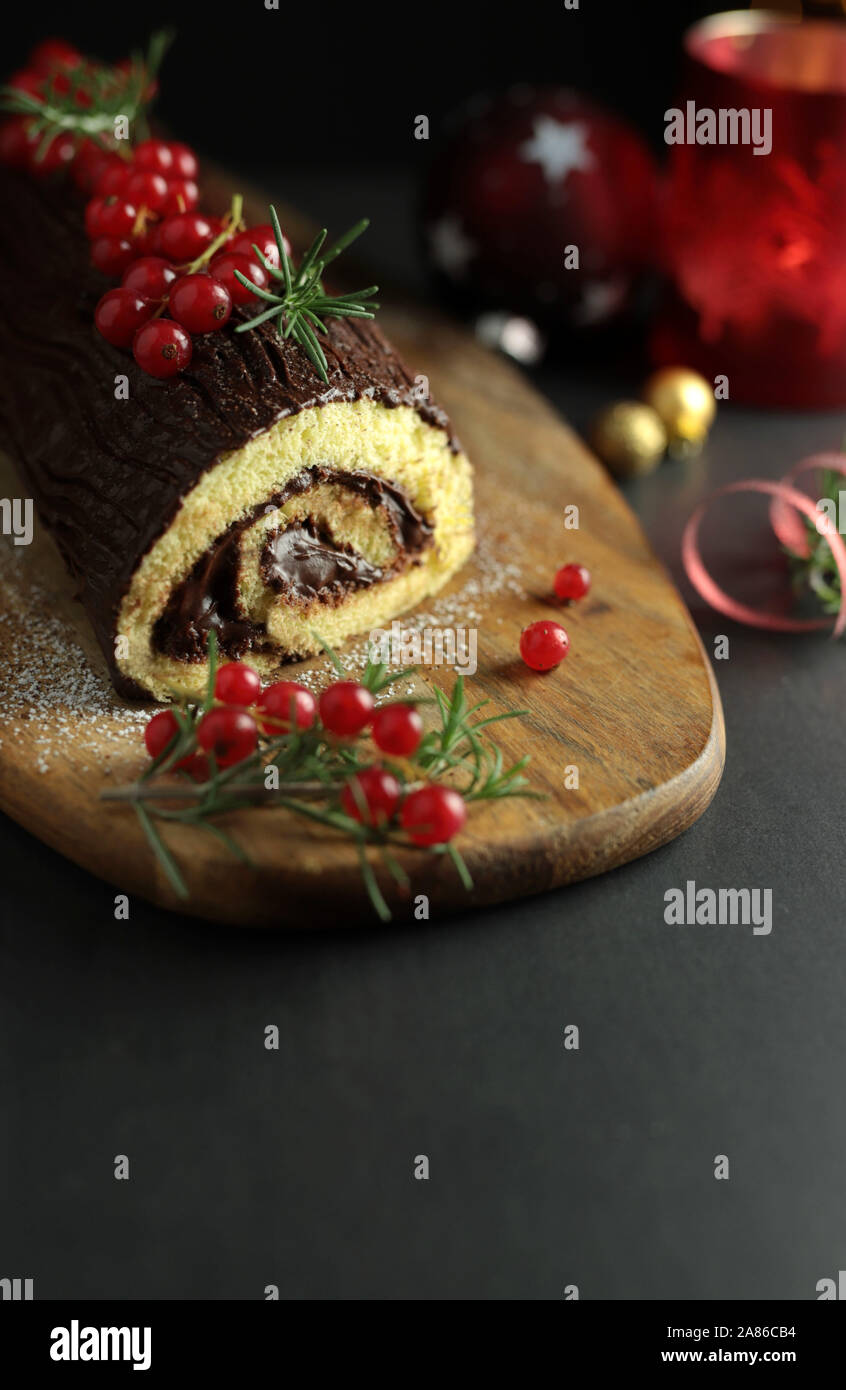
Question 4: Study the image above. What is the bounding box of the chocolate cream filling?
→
[154,467,433,662]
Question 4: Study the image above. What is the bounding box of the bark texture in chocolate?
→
[0,170,460,695]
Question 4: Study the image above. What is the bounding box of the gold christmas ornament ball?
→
[590,401,667,478]
[642,366,716,454]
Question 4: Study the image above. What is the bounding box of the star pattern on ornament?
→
[427,216,476,279]
[520,117,594,185]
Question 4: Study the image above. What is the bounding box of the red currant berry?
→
[197,707,258,767]
[160,177,199,215]
[228,223,290,268]
[371,703,423,757]
[121,255,176,300]
[90,236,136,276]
[181,752,211,782]
[144,709,180,759]
[94,288,154,348]
[209,252,268,306]
[257,682,316,734]
[319,682,374,737]
[9,70,44,99]
[32,131,76,174]
[158,213,216,263]
[132,218,163,256]
[94,157,133,197]
[401,785,467,846]
[132,320,193,378]
[553,563,591,602]
[519,620,569,672]
[341,767,402,828]
[85,194,136,239]
[214,662,261,707]
[169,273,232,334]
[166,142,199,180]
[133,138,174,176]
[30,39,82,73]
[0,117,38,168]
[124,169,169,213]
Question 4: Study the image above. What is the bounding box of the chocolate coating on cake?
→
[0,170,456,695]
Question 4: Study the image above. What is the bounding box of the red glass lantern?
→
[652,10,846,408]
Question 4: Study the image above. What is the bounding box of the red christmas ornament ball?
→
[423,87,658,329]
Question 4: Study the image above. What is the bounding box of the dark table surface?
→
[2,169,845,1301]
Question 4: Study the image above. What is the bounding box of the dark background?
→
[2,0,846,1301]
[6,0,725,170]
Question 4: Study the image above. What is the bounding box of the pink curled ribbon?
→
[681,453,846,638]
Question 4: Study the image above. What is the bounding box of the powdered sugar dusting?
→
[0,538,148,774]
[0,514,525,764]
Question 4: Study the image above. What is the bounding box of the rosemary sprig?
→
[233,207,379,383]
[102,634,538,922]
[0,29,172,157]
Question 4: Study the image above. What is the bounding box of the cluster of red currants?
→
[143,662,467,847]
[0,37,291,381]
[519,562,590,671]
[0,38,159,176]
[90,190,288,379]
[0,38,144,169]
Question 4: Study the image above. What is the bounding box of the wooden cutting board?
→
[0,187,724,928]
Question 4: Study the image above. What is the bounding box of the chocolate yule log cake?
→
[0,55,474,702]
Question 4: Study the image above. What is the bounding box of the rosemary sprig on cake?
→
[234,208,380,383]
[101,634,538,922]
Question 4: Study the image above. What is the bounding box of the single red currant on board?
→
[132,320,192,378]
[160,178,199,215]
[229,223,290,268]
[341,767,402,828]
[168,274,232,334]
[94,288,154,349]
[85,195,137,239]
[553,563,591,602]
[214,661,261,707]
[133,138,174,176]
[210,252,268,306]
[158,213,216,263]
[319,681,374,737]
[167,142,199,180]
[121,255,176,300]
[124,169,169,213]
[197,707,258,767]
[401,785,467,846]
[519,621,569,672]
[257,682,317,734]
[144,709,180,760]
[90,236,136,276]
[371,704,423,757]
